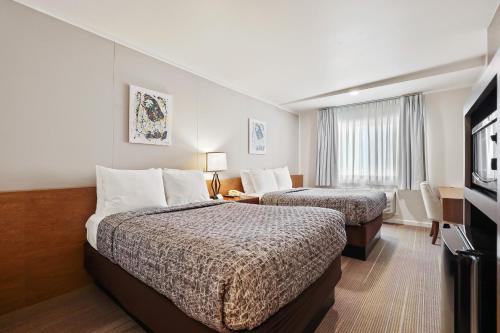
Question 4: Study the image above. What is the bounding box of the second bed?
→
[260,188,387,260]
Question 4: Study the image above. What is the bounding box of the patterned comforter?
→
[97,201,346,332]
[261,188,386,226]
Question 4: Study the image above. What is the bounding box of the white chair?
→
[420,181,443,244]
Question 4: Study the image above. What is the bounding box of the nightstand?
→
[223,195,260,204]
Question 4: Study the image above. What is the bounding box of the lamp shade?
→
[206,152,227,172]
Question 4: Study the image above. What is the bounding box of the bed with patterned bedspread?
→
[260,188,386,225]
[261,188,386,260]
[96,200,346,332]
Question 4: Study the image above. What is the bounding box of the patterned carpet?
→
[0,224,441,333]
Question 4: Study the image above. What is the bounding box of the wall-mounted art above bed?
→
[129,85,173,146]
[249,118,266,154]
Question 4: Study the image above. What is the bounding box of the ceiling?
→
[288,67,483,111]
[14,0,499,112]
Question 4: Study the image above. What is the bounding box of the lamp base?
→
[210,172,222,199]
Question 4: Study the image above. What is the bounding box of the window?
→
[335,99,400,187]
[316,94,425,190]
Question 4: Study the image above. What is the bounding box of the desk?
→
[438,187,464,224]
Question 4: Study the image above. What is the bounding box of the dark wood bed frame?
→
[84,243,342,333]
[342,214,383,260]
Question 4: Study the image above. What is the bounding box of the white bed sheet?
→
[86,214,105,250]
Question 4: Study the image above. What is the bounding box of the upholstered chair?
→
[420,182,443,244]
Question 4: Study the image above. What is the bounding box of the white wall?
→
[299,109,317,187]
[299,86,471,225]
[0,1,299,191]
[425,87,469,188]
[487,4,500,64]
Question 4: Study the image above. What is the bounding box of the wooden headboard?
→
[0,174,303,315]
[0,187,96,315]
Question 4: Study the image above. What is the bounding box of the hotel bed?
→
[259,188,386,260]
[85,199,347,333]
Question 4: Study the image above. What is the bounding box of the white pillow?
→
[162,169,210,206]
[249,169,279,194]
[240,170,256,193]
[272,166,293,190]
[96,166,167,217]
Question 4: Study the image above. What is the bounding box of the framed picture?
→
[249,118,266,154]
[129,85,173,145]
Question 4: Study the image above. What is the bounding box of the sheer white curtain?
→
[335,99,399,187]
[315,94,426,189]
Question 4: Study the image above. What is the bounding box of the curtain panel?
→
[315,94,426,190]
[315,109,337,187]
[398,94,426,190]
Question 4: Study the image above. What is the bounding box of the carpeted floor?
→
[0,224,441,333]
[316,223,441,333]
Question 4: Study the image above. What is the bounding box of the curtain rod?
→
[320,92,421,110]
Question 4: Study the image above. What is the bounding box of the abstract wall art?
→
[129,85,172,145]
[249,118,266,154]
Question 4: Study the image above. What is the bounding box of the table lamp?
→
[206,152,227,199]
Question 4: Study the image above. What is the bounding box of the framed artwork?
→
[129,85,172,145]
[249,118,266,154]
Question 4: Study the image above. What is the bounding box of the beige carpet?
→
[317,223,441,333]
[0,224,441,333]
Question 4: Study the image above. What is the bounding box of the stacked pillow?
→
[248,169,278,194]
[241,166,293,194]
[95,166,210,218]
[272,166,293,190]
[162,169,210,206]
[95,166,167,218]
[240,170,257,194]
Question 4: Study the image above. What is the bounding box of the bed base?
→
[84,243,342,333]
[342,214,383,260]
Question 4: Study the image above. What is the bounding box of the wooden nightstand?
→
[223,195,260,204]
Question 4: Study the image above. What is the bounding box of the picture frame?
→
[249,118,267,154]
[129,85,173,146]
